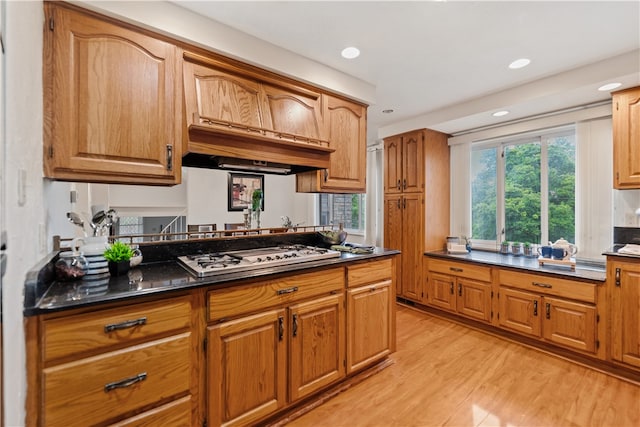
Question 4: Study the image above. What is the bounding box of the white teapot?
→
[551,238,577,260]
[71,236,109,257]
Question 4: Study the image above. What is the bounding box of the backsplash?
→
[613,227,640,245]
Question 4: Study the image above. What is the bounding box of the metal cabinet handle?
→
[277,286,298,295]
[403,178,407,189]
[458,283,462,296]
[166,145,173,171]
[533,300,538,316]
[397,199,401,209]
[449,282,454,295]
[324,169,328,182]
[545,303,551,319]
[403,198,406,209]
[615,268,621,287]
[278,316,284,341]
[532,282,552,289]
[450,267,463,273]
[292,314,298,337]
[104,317,147,333]
[396,179,401,190]
[105,372,147,392]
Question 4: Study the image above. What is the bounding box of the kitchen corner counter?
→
[24,246,399,316]
[425,250,606,282]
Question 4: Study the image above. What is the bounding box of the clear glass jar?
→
[55,251,89,281]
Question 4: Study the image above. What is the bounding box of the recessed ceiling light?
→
[382,109,394,114]
[492,110,509,117]
[508,58,531,69]
[598,82,622,91]
[341,47,360,59]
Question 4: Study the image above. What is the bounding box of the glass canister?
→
[55,251,90,281]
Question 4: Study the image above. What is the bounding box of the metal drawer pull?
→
[450,267,463,272]
[292,314,298,337]
[449,282,454,294]
[278,316,284,341]
[104,317,147,333]
[533,300,538,316]
[277,286,298,295]
[104,372,147,392]
[546,303,551,319]
[458,283,462,296]
[615,268,621,287]
[532,282,552,289]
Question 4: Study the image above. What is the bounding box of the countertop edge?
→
[424,250,606,282]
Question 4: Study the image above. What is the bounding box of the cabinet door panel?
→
[401,194,424,301]
[542,297,596,353]
[457,279,491,323]
[611,262,640,367]
[46,5,180,183]
[289,294,345,401]
[347,281,391,373]
[322,96,366,191]
[183,60,266,130]
[613,88,640,188]
[383,195,403,296]
[383,135,402,193]
[262,85,323,141]
[401,131,424,193]
[208,309,287,427]
[427,273,456,312]
[498,288,541,338]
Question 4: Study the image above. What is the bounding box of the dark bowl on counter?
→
[318,230,348,247]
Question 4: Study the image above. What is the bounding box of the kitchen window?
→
[318,194,366,234]
[471,127,575,247]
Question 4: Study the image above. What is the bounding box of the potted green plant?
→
[511,242,522,256]
[252,189,263,228]
[104,241,134,276]
[523,242,533,257]
[500,241,510,254]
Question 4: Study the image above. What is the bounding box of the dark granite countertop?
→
[425,250,606,282]
[24,243,399,316]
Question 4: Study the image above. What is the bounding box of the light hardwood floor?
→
[287,304,640,427]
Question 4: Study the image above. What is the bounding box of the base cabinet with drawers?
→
[498,270,598,355]
[207,268,345,427]
[26,294,197,427]
[425,259,492,323]
[607,256,640,369]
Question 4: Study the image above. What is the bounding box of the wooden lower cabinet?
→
[207,309,287,427]
[498,287,597,353]
[608,257,640,369]
[27,294,197,427]
[347,280,392,373]
[425,260,492,323]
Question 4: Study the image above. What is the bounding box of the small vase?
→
[253,207,261,229]
[108,260,130,276]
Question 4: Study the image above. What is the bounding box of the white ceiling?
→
[171,1,640,139]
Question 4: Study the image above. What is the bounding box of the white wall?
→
[4,2,43,426]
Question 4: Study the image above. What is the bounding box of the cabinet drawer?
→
[42,296,192,362]
[208,268,344,321]
[428,258,492,282]
[43,333,192,427]
[110,395,192,427]
[347,258,393,288]
[499,270,596,303]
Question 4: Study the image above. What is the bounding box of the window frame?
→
[470,126,575,250]
[318,193,366,235]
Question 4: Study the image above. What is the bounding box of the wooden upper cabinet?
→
[182,59,267,132]
[296,95,367,193]
[43,2,182,185]
[383,130,425,194]
[261,84,323,142]
[613,86,640,189]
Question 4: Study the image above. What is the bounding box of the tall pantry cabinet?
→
[383,129,450,302]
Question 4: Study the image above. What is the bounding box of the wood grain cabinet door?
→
[542,296,596,354]
[498,287,542,338]
[427,272,456,312]
[613,87,640,189]
[207,309,287,427]
[383,135,403,194]
[401,131,425,193]
[457,278,492,323]
[183,58,267,132]
[288,294,345,401]
[320,95,366,191]
[261,84,323,143]
[44,4,181,184]
[400,193,424,302]
[383,195,403,296]
[610,261,640,368]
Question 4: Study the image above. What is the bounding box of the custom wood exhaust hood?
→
[182,51,334,175]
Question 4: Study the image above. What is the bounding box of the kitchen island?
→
[24,233,398,427]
